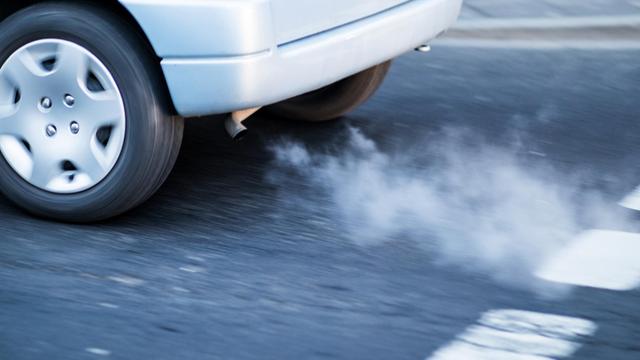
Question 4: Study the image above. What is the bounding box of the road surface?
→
[1,46,639,359]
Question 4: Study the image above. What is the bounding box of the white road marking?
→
[179,265,205,273]
[186,255,205,262]
[428,310,596,360]
[536,230,640,291]
[437,15,640,49]
[434,39,640,50]
[98,302,119,309]
[173,286,191,293]
[527,151,547,157]
[619,186,640,211]
[107,275,145,287]
[452,15,640,31]
[85,348,111,356]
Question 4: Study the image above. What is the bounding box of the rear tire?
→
[267,61,392,122]
[0,3,183,222]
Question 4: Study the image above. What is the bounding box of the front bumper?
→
[146,0,463,116]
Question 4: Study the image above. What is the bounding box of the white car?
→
[0,0,462,221]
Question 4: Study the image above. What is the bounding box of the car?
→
[0,0,462,222]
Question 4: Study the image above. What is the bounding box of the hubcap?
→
[0,39,126,193]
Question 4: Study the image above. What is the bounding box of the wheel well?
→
[0,0,178,115]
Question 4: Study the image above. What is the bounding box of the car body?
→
[120,0,463,116]
[0,0,462,221]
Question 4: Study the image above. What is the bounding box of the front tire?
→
[0,3,183,222]
[267,61,392,122]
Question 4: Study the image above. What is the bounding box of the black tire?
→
[267,61,392,122]
[0,2,183,222]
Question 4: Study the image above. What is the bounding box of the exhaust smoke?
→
[268,126,623,294]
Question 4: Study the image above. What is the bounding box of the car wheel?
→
[267,61,392,122]
[0,3,183,222]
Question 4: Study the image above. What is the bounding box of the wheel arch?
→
[0,0,178,115]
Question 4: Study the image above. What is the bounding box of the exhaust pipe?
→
[415,44,431,53]
[225,107,261,141]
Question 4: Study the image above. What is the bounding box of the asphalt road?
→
[1,47,640,360]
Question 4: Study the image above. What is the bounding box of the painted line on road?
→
[85,348,111,356]
[536,230,640,291]
[619,186,640,211]
[427,309,596,360]
[107,275,145,287]
[438,15,640,49]
[452,15,640,31]
[434,39,640,50]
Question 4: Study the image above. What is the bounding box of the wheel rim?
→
[0,39,126,194]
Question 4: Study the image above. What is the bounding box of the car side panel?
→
[159,0,463,116]
[118,0,274,58]
[271,0,411,45]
